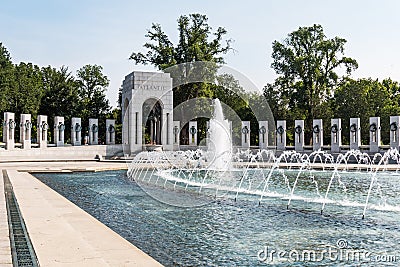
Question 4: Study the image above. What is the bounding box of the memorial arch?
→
[121,71,173,154]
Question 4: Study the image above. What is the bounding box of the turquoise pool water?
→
[34,170,400,266]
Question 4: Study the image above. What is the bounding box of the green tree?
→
[380,79,400,144]
[213,74,247,144]
[0,43,15,113]
[107,107,122,144]
[76,64,111,142]
[130,13,233,106]
[10,62,43,116]
[39,66,80,142]
[130,14,233,144]
[264,24,358,144]
[5,62,43,141]
[215,74,247,112]
[332,78,393,144]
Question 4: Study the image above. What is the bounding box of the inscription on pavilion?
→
[137,85,168,90]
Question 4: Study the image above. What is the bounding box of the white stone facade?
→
[3,112,15,150]
[241,121,250,148]
[276,120,286,151]
[121,71,173,154]
[20,114,32,149]
[369,117,380,153]
[331,118,342,153]
[71,117,82,146]
[106,119,116,145]
[258,121,268,149]
[54,116,65,147]
[89,118,99,145]
[390,116,400,149]
[313,119,323,151]
[294,120,304,152]
[37,115,48,148]
[349,118,361,150]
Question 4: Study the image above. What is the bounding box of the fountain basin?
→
[35,169,400,266]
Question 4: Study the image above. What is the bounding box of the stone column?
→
[54,116,65,147]
[129,108,140,153]
[89,118,99,145]
[369,117,381,153]
[20,114,32,149]
[331,118,342,153]
[276,120,286,151]
[71,117,82,146]
[349,118,361,150]
[106,119,116,145]
[241,121,250,149]
[390,116,400,149]
[37,115,48,148]
[173,121,180,149]
[258,121,268,149]
[312,119,323,151]
[294,120,304,152]
[162,111,173,150]
[3,112,15,150]
[122,101,129,145]
[188,121,197,146]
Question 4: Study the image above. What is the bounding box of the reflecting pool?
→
[34,170,400,266]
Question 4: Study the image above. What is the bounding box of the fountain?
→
[207,99,232,170]
[128,143,400,218]
[128,101,400,218]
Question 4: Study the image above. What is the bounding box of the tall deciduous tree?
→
[39,66,80,142]
[130,13,233,106]
[130,14,233,144]
[264,24,358,144]
[76,64,110,118]
[0,43,14,113]
[10,62,43,116]
[107,107,122,144]
[40,66,80,117]
[76,64,110,142]
[333,78,400,145]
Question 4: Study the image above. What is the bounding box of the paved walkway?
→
[1,162,163,267]
[0,160,129,172]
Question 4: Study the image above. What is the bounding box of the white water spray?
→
[207,99,232,170]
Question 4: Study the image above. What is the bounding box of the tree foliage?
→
[76,64,110,121]
[130,14,234,144]
[75,64,111,142]
[130,13,233,106]
[130,13,232,69]
[4,19,400,148]
[264,24,358,144]
[10,62,43,116]
[108,107,122,144]
[333,78,400,144]
[0,44,113,144]
[38,66,80,141]
[0,43,14,113]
